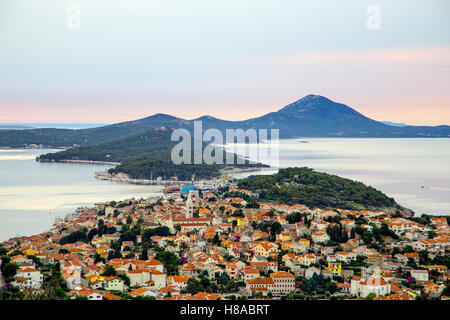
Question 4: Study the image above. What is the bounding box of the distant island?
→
[36,127,267,181]
[1,94,447,213]
[0,124,34,130]
[0,95,449,150]
[380,121,408,127]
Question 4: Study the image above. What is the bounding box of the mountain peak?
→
[295,94,332,104]
[150,113,177,119]
[278,94,335,114]
[194,115,219,121]
[135,113,181,122]
[301,94,323,99]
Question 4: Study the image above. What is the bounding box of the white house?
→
[127,269,151,287]
[242,267,260,282]
[336,251,357,264]
[150,269,167,289]
[301,253,317,266]
[351,276,391,298]
[68,288,103,300]
[270,271,296,296]
[304,266,321,279]
[168,275,189,291]
[104,277,125,292]
[311,231,330,244]
[15,267,43,289]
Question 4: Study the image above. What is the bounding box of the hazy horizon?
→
[1,94,449,127]
[1,0,449,125]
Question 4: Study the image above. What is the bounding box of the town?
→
[1,182,449,301]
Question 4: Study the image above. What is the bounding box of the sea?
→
[1,138,449,242]
[0,149,163,242]
[227,138,450,216]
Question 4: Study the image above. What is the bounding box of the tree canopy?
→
[238,167,398,210]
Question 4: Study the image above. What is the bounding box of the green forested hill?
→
[37,128,174,163]
[0,114,190,148]
[238,167,400,210]
[37,127,266,180]
[109,156,228,181]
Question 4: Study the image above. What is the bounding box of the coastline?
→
[2,140,449,217]
[95,173,194,185]
[29,152,450,217]
[92,167,268,186]
[93,166,276,186]
[38,158,121,166]
[219,166,276,175]
[0,146,66,150]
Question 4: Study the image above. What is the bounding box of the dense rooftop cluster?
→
[1,184,449,301]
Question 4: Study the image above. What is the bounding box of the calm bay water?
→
[229,138,450,217]
[1,139,449,241]
[0,149,163,241]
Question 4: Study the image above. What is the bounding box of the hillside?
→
[0,95,449,149]
[0,124,34,130]
[231,95,450,138]
[37,128,266,180]
[238,167,402,211]
[37,128,174,163]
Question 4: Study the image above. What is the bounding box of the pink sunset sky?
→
[0,0,449,125]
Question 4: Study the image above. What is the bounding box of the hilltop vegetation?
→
[238,167,399,210]
[37,128,174,163]
[37,128,266,180]
[108,156,229,181]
